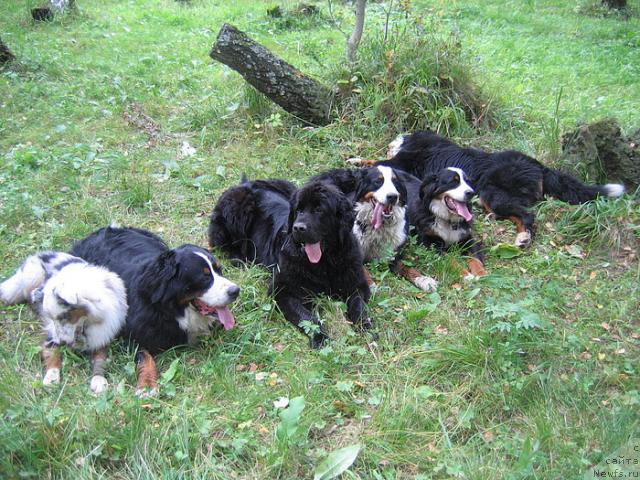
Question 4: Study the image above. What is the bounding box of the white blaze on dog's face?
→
[372,166,400,205]
[191,251,239,331]
[363,166,405,231]
[444,167,474,202]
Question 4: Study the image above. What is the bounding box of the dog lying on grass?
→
[0,252,127,394]
[210,179,372,348]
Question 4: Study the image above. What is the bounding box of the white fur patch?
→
[604,183,625,197]
[346,157,366,165]
[387,135,405,159]
[0,254,48,304]
[515,231,532,248]
[428,200,470,246]
[43,368,60,386]
[413,276,438,292]
[39,263,127,352]
[353,203,407,262]
[177,305,214,343]
[136,387,159,398]
[90,375,109,394]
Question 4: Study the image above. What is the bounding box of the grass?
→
[1,0,639,478]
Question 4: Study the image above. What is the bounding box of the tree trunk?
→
[346,0,366,64]
[602,0,626,8]
[0,37,15,64]
[210,23,333,126]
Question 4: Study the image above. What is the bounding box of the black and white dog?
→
[407,167,487,276]
[312,165,438,291]
[382,130,625,247]
[70,227,240,395]
[0,252,127,394]
[210,180,372,348]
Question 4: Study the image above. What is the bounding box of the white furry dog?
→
[0,252,127,394]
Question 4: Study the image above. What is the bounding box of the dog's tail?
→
[542,168,625,204]
[0,254,48,304]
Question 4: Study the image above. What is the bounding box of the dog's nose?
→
[293,222,307,233]
[386,193,398,204]
[464,190,474,201]
[227,285,240,300]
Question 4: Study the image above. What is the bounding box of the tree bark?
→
[602,0,626,8]
[346,0,366,64]
[210,23,333,125]
[0,37,15,64]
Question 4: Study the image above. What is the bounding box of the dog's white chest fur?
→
[353,202,407,261]
[178,307,213,344]
[431,218,468,246]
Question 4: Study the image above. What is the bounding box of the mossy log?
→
[560,118,640,190]
[210,23,333,125]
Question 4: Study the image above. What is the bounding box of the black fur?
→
[209,180,371,347]
[382,130,622,239]
[71,227,239,354]
[208,179,296,268]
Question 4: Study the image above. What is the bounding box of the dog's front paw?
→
[514,231,532,248]
[310,332,330,349]
[135,387,159,399]
[43,368,60,386]
[90,375,109,394]
[414,276,438,292]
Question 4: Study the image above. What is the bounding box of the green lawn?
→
[0,1,638,478]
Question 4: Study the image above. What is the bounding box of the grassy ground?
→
[0,0,638,478]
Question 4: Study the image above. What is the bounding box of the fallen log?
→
[210,23,333,126]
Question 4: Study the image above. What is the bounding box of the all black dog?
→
[71,226,240,395]
[374,130,625,247]
[209,180,371,348]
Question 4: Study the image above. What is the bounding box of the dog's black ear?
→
[335,192,356,246]
[287,191,299,234]
[139,250,180,304]
[419,174,439,200]
[394,173,408,205]
[351,170,370,203]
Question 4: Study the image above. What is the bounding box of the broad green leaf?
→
[276,396,305,441]
[313,444,362,480]
[160,358,180,384]
[490,243,522,259]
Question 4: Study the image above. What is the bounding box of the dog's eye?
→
[203,268,211,276]
[453,175,460,182]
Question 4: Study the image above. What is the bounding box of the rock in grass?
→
[559,118,640,191]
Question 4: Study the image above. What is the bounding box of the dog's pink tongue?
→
[453,200,473,222]
[304,242,322,263]
[216,306,235,330]
[371,202,384,230]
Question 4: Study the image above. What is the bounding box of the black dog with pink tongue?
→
[273,181,372,347]
[209,179,372,348]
